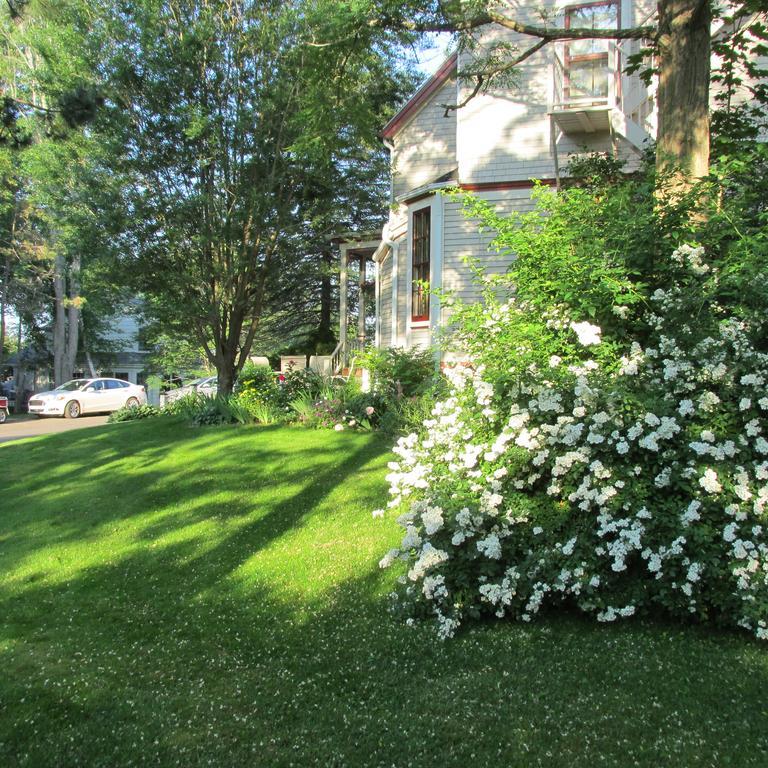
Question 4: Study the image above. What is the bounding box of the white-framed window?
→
[563,1,619,104]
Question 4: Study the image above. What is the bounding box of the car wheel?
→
[64,400,81,419]
[125,397,140,409]
[0,410,6,423]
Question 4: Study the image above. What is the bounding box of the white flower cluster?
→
[377,266,768,640]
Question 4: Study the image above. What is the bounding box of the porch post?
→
[374,259,380,348]
[339,245,348,353]
[357,254,366,345]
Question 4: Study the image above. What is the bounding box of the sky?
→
[411,32,454,78]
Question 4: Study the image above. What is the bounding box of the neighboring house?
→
[336,0,757,366]
[8,313,149,404]
[93,314,150,385]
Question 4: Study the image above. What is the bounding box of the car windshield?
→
[55,379,92,392]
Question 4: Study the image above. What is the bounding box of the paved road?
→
[0,415,110,445]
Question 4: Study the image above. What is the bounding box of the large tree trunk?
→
[655,0,712,187]
[0,250,10,374]
[65,253,81,379]
[53,251,67,386]
[317,246,334,352]
[214,340,238,396]
[53,251,82,386]
[13,319,23,413]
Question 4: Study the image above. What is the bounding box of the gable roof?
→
[381,52,458,141]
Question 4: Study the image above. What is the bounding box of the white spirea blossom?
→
[379,272,768,641]
[570,321,602,346]
[699,469,722,494]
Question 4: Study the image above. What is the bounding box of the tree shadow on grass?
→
[1,424,767,767]
[0,420,388,582]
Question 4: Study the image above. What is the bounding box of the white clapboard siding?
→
[441,188,538,309]
[378,251,393,349]
[105,314,141,352]
[391,79,457,200]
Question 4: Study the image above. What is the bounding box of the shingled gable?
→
[381,52,458,140]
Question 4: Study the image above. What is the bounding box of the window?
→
[411,207,430,321]
[564,2,618,103]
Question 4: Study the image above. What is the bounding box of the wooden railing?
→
[330,338,366,375]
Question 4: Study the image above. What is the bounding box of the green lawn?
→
[0,419,766,767]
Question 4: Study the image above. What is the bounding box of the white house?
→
[95,313,150,385]
[336,0,662,366]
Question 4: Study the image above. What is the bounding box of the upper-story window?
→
[564,2,619,104]
[411,207,430,322]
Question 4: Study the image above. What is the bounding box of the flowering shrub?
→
[290,388,384,430]
[236,363,281,405]
[379,244,768,641]
[358,346,439,400]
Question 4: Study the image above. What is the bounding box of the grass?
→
[0,418,766,767]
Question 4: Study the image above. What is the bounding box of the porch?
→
[332,235,379,374]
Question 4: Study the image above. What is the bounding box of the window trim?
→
[411,206,431,323]
[563,0,619,104]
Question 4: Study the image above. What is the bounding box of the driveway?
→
[0,415,110,445]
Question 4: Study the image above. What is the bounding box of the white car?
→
[28,378,147,419]
[164,375,218,403]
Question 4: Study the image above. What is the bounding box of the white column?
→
[405,209,413,350]
[391,243,399,347]
[374,259,380,348]
[339,246,348,351]
[357,254,366,344]
[429,194,444,349]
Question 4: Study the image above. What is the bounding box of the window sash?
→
[412,208,430,321]
[563,1,618,102]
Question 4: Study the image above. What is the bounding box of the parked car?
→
[28,378,147,419]
[163,375,218,403]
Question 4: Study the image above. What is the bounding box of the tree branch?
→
[372,10,656,41]
[442,38,549,115]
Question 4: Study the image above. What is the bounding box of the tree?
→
[0,0,111,388]
[348,0,767,189]
[82,0,409,394]
[0,2,103,147]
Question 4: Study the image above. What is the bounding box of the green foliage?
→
[380,158,768,641]
[233,392,285,425]
[80,0,411,393]
[358,346,437,400]
[107,404,160,423]
[163,392,250,426]
[288,381,384,431]
[280,367,326,403]
[146,333,206,379]
[236,363,281,405]
[235,362,326,414]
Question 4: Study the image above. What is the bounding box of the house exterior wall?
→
[441,187,538,306]
[455,1,652,186]
[368,0,768,360]
[390,78,457,200]
[106,315,142,352]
